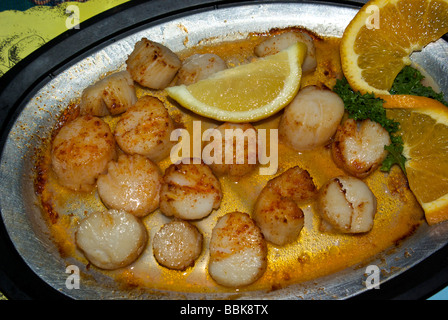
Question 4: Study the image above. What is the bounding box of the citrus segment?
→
[382,94,448,225]
[341,0,448,95]
[165,42,307,122]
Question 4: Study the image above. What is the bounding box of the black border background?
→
[1,0,447,301]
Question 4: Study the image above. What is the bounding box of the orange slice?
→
[382,94,448,225]
[341,0,448,95]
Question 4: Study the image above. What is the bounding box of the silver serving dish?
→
[1,0,448,300]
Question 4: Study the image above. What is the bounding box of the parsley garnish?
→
[390,66,448,106]
[333,78,399,134]
[381,135,407,174]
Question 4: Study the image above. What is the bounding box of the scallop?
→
[317,176,377,234]
[204,122,258,177]
[279,85,345,151]
[79,70,137,116]
[253,166,317,245]
[126,38,181,89]
[159,161,222,220]
[208,212,267,287]
[114,95,175,162]
[75,209,147,270]
[51,115,116,192]
[176,53,227,85]
[254,30,317,72]
[331,119,391,178]
[152,219,203,270]
[97,154,162,217]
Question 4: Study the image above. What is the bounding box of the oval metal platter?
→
[1,0,448,300]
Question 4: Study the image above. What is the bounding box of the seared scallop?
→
[254,30,317,72]
[97,154,162,217]
[114,95,175,162]
[317,176,377,234]
[331,119,391,178]
[208,212,267,287]
[279,85,345,151]
[253,166,317,245]
[265,166,318,202]
[79,70,137,116]
[204,122,258,177]
[75,209,147,270]
[51,115,116,192]
[126,38,181,89]
[176,53,227,85]
[152,219,203,270]
[159,161,222,220]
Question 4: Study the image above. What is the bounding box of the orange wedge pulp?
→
[381,94,448,225]
[341,0,448,95]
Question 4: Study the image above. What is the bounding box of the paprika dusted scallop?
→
[51,115,116,192]
[176,53,227,85]
[159,161,222,220]
[208,212,267,287]
[331,119,391,178]
[253,166,317,246]
[114,95,175,162]
[79,70,137,116]
[126,38,181,89]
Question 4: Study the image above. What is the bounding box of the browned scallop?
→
[126,38,181,89]
[79,70,137,116]
[97,154,162,217]
[114,95,175,162]
[266,166,318,202]
[317,176,377,234]
[208,212,267,287]
[254,30,317,72]
[331,119,391,178]
[51,115,116,192]
[204,122,258,177]
[253,166,317,246]
[152,219,203,270]
[159,161,222,220]
[176,53,227,85]
[75,209,147,270]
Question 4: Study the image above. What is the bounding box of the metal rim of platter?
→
[1,0,448,300]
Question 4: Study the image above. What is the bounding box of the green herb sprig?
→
[333,77,405,174]
[390,66,448,106]
[333,66,448,175]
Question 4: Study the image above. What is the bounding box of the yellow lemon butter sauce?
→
[34,28,424,295]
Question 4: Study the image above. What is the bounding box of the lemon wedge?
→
[166,42,307,122]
